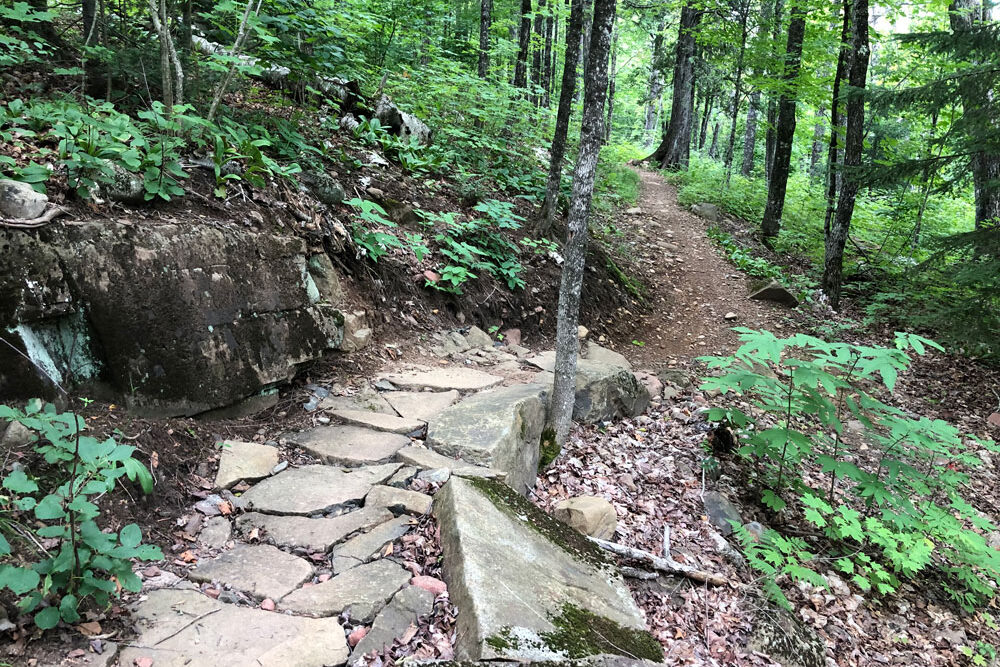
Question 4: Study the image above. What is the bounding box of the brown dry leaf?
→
[399,623,419,645]
[179,550,197,563]
[66,649,86,658]
[150,451,159,469]
[217,501,233,516]
[381,543,394,557]
[76,620,102,636]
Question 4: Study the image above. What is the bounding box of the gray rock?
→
[198,516,232,549]
[241,463,401,515]
[350,585,435,663]
[703,491,743,536]
[434,331,471,356]
[0,179,47,219]
[417,467,451,484]
[100,163,144,204]
[332,516,412,573]
[656,369,692,388]
[749,601,826,667]
[189,544,313,601]
[340,311,372,353]
[426,384,546,495]
[365,485,433,515]
[319,389,395,414]
[749,280,799,308]
[395,446,503,479]
[1,420,36,449]
[288,426,410,466]
[691,202,721,222]
[235,506,393,551]
[305,172,346,206]
[552,496,617,540]
[581,342,632,370]
[465,326,495,349]
[307,253,343,305]
[386,466,418,488]
[529,350,649,424]
[214,440,279,490]
[280,559,409,621]
[374,95,432,145]
[385,390,460,421]
[119,588,349,667]
[330,409,425,435]
[434,477,657,662]
[379,366,503,392]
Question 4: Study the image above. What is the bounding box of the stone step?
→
[235,505,393,551]
[384,389,461,421]
[330,409,426,435]
[214,440,280,490]
[379,366,503,392]
[189,543,313,601]
[349,585,435,665]
[240,463,400,515]
[287,426,410,466]
[280,558,410,621]
[120,588,349,667]
[434,477,661,663]
[332,515,413,573]
[395,445,503,480]
[426,384,547,495]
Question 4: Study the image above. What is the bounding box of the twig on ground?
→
[590,534,730,586]
[1,206,70,228]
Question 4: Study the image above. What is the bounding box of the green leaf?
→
[3,469,39,494]
[0,565,39,594]
[34,494,65,520]
[119,524,142,548]
[59,594,80,623]
[34,605,61,629]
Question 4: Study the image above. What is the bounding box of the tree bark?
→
[760,2,805,240]
[531,0,546,103]
[604,26,617,143]
[810,105,826,179]
[724,0,750,182]
[538,0,587,232]
[708,120,720,159]
[513,0,532,88]
[644,4,702,169]
[764,0,784,184]
[823,0,869,309]
[478,0,492,78]
[699,92,712,150]
[551,0,617,448]
[824,1,851,237]
[543,9,554,105]
[643,20,665,146]
[741,90,760,176]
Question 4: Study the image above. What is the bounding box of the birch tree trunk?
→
[551,0,617,448]
[760,2,806,240]
[513,0,532,88]
[741,90,760,176]
[538,0,587,233]
[643,20,665,146]
[823,0,869,309]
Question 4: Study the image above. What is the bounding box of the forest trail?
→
[617,168,786,366]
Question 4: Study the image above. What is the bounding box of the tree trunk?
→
[824,1,851,236]
[823,0,869,309]
[478,0,492,78]
[538,0,587,232]
[810,105,826,179]
[760,2,806,240]
[531,0,546,103]
[551,0,617,448]
[699,92,712,149]
[741,90,760,176]
[764,0,784,184]
[543,9,554,105]
[604,26,617,143]
[513,0,532,88]
[708,121,720,159]
[724,1,750,182]
[644,4,702,169]
[643,20,665,146]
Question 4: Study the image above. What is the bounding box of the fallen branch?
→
[1,206,69,229]
[590,529,730,587]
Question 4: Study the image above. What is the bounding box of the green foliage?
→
[701,329,1000,610]
[0,401,161,630]
[0,2,53,66]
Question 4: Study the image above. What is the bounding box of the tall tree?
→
[542,6,554,105]
[604,26,618,142]
[760,1,806,240]
[478,0,492,78]
[551,0,617,448]
[513,0,532,88]
[823,0,869,308]
[643,19,666,146]
[538,0,587,232]
[724,0,752,182]
[531,0,547,103]
[764,0,784,183]
[645,3,703,169]
[823,1,852,237]
[741,91,760,175]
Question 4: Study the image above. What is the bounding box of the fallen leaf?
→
[76,621,102,636]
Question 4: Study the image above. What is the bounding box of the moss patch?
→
[467,477,611,569]
[538,427,560,470]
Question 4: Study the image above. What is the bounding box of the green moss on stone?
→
[467,477,610,569]
[538,427,560,470]
[542,603,663,662]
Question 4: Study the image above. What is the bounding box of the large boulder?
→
[426,384,546,495]
[690,202,721,222]
[749,280,799,308]
[374,95,431,145]
[434,477,660,662]
[0,223,345,415]
[0,179,47,219]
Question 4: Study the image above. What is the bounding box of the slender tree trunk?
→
[699,93,712,149]
[478,0,492,78]
[552,0,617,448]
[514,0,532,88]
[760,2,806,240]
[724,1,750,182]
[824,1,852,236]
[764,0,784,184]
[543,9,554,105]
[604,26,617,143]
[531,0,546,103]
[708,121,720,159]
[823,0,869,309]
[810,105,826,179]
[645,3,702,169]
[741,90,760,176]
[538,0,587,232]
[643,20,665,146]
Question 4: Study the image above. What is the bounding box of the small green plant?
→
[347,198,425,262]
[959,641,997,666]
[701,329,1000,610]
[0,400,161,630]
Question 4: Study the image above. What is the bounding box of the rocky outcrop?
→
[0,222,346,415]
[374,95,432,145]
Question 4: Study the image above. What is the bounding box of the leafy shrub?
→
[0,400,161,630]
[701,329,1000,610]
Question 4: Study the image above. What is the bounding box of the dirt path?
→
[615,169,787,366]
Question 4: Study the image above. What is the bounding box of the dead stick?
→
[1,207,69,229]
[590,536,730,586]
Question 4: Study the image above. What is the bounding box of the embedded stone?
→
[464,326,495,349]
[118,588,349,667]
[235,506,393,552]
[425,384,547,495]
[330,409,425,435]
[386,466,418,488]
[332,516,412,573]
[287,427,410,466]
[0,179,46,219]
[241,463,401,515]
[384,390,461,421]
[280,559,409,621]
[319,390,395,414]
[395,446,504,479]
[189,544,313,601]
[365,485,433,516]
[350,586,435,663]
[528,348,649,424]
[214,440,279,490]
[748,280,799,308]
[552,496,618,540]
[703,491,743,536]
[379,366,503,392]
[198,516,233,549]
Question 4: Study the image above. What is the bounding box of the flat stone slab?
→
[426,384,546,495]
[366,485,433,515]
[526,342,632,373]
[331,409,426,435]
[235,506,393,551]
[319,389,395,414]
[214,440,279,490]
[350,585,435,664]
[189,544,313,601]
[530,359,650,424]
[379,366,503,392]
[396,446,504,479]
[281,559,410,621]
[434,477,658,662]
[288,426,410,466]
[332,516,412,573]
[241,463,401,515]
[119,588,349,667]
[385,390,461,421]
